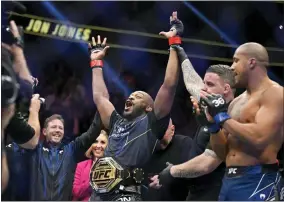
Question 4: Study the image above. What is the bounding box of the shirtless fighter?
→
[199,42,284,201]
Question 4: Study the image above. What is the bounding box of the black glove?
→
[171,45,188,63]
[193,104,211,126]
[158,162,174,186]
[193,103,221,133]
[88,43,106,69]
[200,94,231,125]
[88,43,105,57]
[167,15,184,47]
[170,18,184,36]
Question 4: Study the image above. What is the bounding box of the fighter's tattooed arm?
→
[172,46,204,100]
[170,149,222,178]
[181,59,204,100]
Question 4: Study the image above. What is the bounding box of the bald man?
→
[199,42,284,201]
[88,11,182,201]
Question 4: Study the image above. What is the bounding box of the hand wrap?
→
[88,44,105,69]
[200,94,231,131]
[168,18,184,46]
[158,163,175,185]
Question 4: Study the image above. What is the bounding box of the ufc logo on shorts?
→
[212,97,225,107]
[228,168,237,174]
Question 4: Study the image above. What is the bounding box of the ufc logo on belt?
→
[212,97,225,107]
[94,170,112,179]
[228,168,237,174]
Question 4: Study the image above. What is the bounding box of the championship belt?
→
[90,157,124,194]
[90,157,145,194]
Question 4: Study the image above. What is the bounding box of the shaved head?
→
[232,42,270,88]
[236,42,269,68]
[123,91,154,120]
[136,91,154,108]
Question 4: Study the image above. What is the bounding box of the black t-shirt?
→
[188,126,225,193]
[142,135,192,201]
[104,110,169,167]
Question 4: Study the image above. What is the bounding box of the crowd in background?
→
[1,2,283,201]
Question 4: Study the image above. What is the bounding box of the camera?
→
[2,1,26,46]
[2,25,24,47]
[16,93,45,122]
[1,1,27,109]
[2,1,45,120]
[1,47,19,109]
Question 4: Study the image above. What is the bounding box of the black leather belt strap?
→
[119,168,145,185]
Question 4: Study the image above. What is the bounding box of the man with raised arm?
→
[199,42,284,201]
[88,11,182,201]
[150,44,235,200]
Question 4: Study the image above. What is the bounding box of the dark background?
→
[3,1,284,140]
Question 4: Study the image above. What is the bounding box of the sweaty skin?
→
[223,86,283,166]
[211,42,284,166]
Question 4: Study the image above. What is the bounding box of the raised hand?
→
[159,11,184,39]
[2,20,24,51]
[30,94,41,113]
[88,35,110,60]
[9,20,21,39]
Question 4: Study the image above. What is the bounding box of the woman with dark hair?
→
[72,130,108,201]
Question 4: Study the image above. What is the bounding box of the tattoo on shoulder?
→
[181,59,204,99]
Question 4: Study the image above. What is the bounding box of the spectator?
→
[72,130,109,201]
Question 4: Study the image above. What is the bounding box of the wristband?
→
[208,123,221,134]
[168,36,181,46]
[214,112,231,125]
[90,60,103,69]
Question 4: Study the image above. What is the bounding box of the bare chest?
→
[229,94,260,123]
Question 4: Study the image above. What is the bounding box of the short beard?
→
[123,107,146,121]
